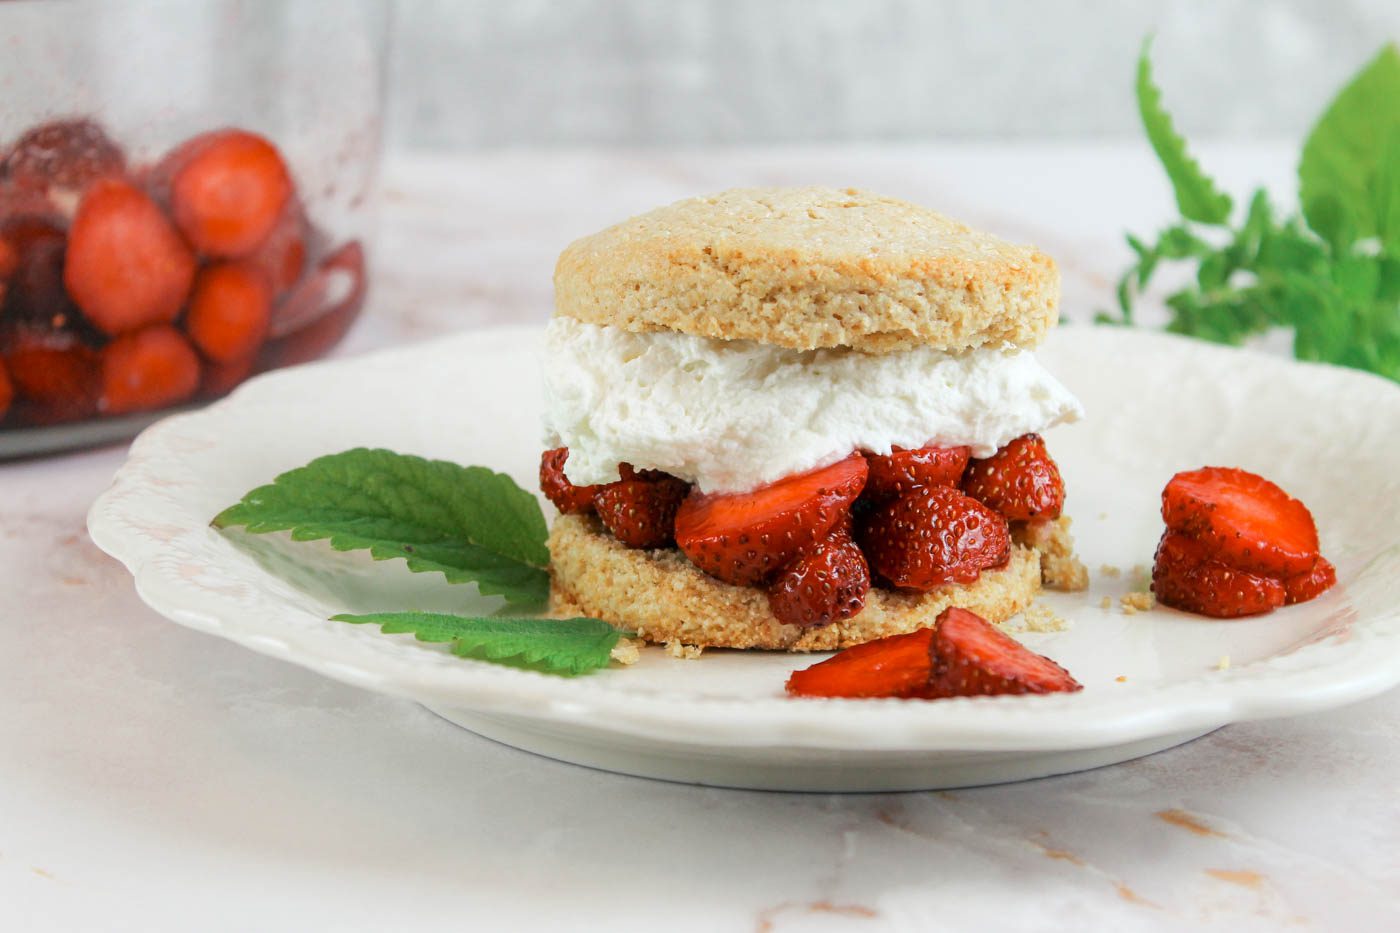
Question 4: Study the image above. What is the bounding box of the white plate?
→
[87,325,1400,791]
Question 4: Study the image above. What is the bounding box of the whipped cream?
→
[541,318,1083,494]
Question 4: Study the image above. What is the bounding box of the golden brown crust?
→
[547,514,1043,651]
[553,187,1059,354]
[1011,515,1089,592]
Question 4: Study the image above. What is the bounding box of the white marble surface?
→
[4,146,1399,931]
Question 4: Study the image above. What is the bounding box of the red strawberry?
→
[863,444,970,503]
[200,353,255,398]
[0,229,16,281]
[1283,556,1336,605]
[167,129,293,258]
[860,485,1010,590]
[249,199,310,299]
[675,454,868,586]
[961,434,1065,521]
[64,179,196,336]
[1,327,100,424]
[922,607,1082,698]
[786,628,935,699]
[2,119,125,202]
[100,325,201,415]
[0,215,77,328]
[184,261,272,363]
[0,356,13,420]
[539,447,600,514]
[593,474,689,549]
[256,240,366,368]
[1161,467,1319,577]
[1151,531,1285,618]
[767,524,870,628]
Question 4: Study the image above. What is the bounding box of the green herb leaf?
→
[1299,44,1400,246]
[332,612,624,676]
[214,448,550,606]
[1136,37,1233,225]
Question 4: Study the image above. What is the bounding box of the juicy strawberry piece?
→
[200,353,255,398]
[860,485,1010,590]
[1151,531,1285,618]
[100,325,201,415]
[767,524,871,628]
[539,447,600,514]
[675,454,868,586]
[1283,556,1336,605]
[1,328,100,424]
[961,434,1065,521]
[786,629,935,699]
[64,179,196,336]
[0,357,13,420]
[0,231,16,281]
[593,475,689,549]
[184,261,272,362]
[168,130,293,257]
[922,607,1082,698]
[256,240,366,367]
[863,444,970,502]
[1161,467,1319,576]
[2,119,125,201]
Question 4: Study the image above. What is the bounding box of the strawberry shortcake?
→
[538,187,1087,650]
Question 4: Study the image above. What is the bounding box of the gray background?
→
[387,0,1400,150]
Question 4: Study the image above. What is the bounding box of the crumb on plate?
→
[1099,564,1122,578]
[1121,591,1155,614]
[610,637,642,666]
[665,640,704,660]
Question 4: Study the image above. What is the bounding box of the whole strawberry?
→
[860,485,1010,590]
[594,474,689,549]
[961,433,1064,521]
[767,524,870,628]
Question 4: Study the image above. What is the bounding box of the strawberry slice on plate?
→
[1283,556,1336,605]
[1151,531,1285,618]
[860,484,1010,590]
[1161,467,1319,577]
[767,523,870,628]
[961,433,1065,521]
[922,607,1082,698]
[786,628,935,698]
[862,444,970,503]
[675,453,867,586]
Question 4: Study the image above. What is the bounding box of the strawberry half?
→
[1151,531,1285,618]
[1283,556,1336,605]
[922,607,1083,698]
[860,484,1009,590]
[167,129,293,258]
[184,261,273,363]
[100,325,201,415]
[675,454,868,586]
[1,326,100,425]
[539,447,600,514]
[786,628,935,698]
[593,474,689,549]
[862,444,970,503]
[767,523,870,628]
[961,433,1065,521]
[1161,467,1319,577]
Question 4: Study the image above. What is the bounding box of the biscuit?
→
[554,186,1058,354]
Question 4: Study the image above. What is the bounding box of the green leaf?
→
[1299,44,1400,245]
[1376,127,1400,252]
[1136,37,1234,224]
[214,448,550,606]
[332,612,624,676]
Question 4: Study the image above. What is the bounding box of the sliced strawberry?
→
[168,129,292,257]
[100,325,201,415]
[2,119,125,202]
[64,179,196,336]
[184,261,272,363]
[539,447,600,514]
[200,353,255,398]
[922,607,1082,698]
[1283,556,1336,605]
[256,240,365,368]
[593,474,689,549]
[860,484,1010,590]
[0,357,13,420]
[1,327,100,424]
[1151,531,1285,618]
[786,628,935,699]
[767,524,871,628]
[961,434,1065,521]
[675,454,868,586]
[1161,467,1319,576]
[862,444,969,503]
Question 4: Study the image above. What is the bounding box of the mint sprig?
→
[1101,41,1400,382]
[332,612,624,676]
[214,448,550,607]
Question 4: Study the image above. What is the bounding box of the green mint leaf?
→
[332,612,624,676]
[1299,44,1400,245]
[1375,127,1400,252]
[214,448,550,606]
[1136,37,1233,225]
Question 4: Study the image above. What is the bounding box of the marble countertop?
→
[4,146,1397,932]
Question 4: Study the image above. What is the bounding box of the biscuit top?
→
[553,186,1059,354]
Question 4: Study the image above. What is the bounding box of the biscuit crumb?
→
[666,640,704,660]
[1120,591,1155,615]
[1099,564,1122,578]
[609,637,642,666]
[1013,602,1069,633]
[1011,516,1089,592]
[1099,595,1112,610]
[1098,511,1109,520]
[1217,654,1231,671]
[1115,675,1128,683]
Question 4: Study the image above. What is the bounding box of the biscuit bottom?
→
[548,513,1063,651]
